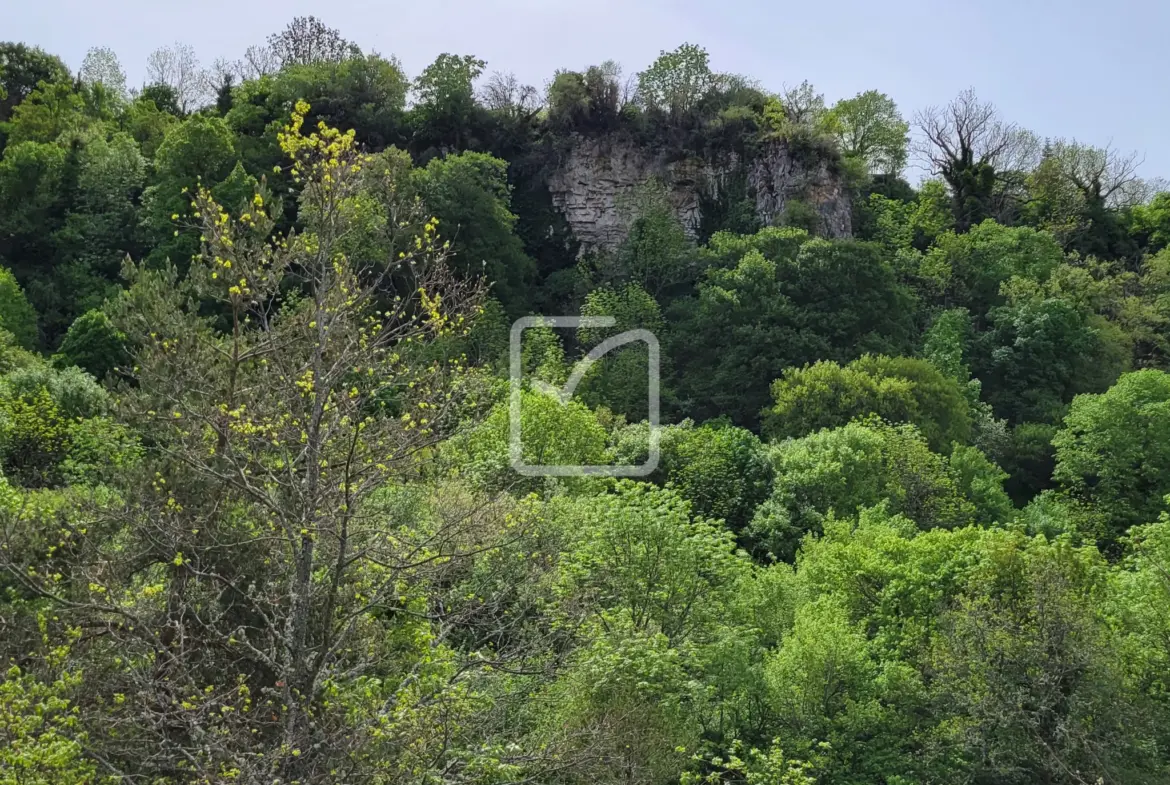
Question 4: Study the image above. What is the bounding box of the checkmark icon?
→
[510,316,660,477]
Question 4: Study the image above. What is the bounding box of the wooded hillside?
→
[2,17,1170,785]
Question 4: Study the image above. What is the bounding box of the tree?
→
[947,443,1014,525]
[775,239,916,359]
[919,220,1066,315]
[668,247,800,427]
[575,283,664,421]
[779,81,827,127]
[79,46,126,101]
[1123,247,1170,367]
[612,420,772,532]
[670,233,914,428]
[930,538,1150,783]
[536,484,750,781]
[0,357,135,488]
[145,42,206,113]
[787,511,1164,783]
[919,307,1013,458]
[0,42,70,123]
[228,54,409,157]
[1000,422,1058,505]
[1024,140,1147,258]
[559,481,747,641]
[545,61,626,132]
[0,265,37,349]
[1,385,71,487]
[2,361,111,422]
[528,476,770,775]
[445,388,610,496]
[683,739,816,785]
[827,90,908,175]
[914,89,1039,230]
[137,82,181,116]
[120,93,178,168]
[230,44,280,81]
[1111,512,1170,764]
[412,150,535,313]
[763,355,972,452]
[972,287,1129,424]
[52,309,127,380]
[0,141,69,331]
[546,69,589,129]
[45,130,147,336]
[856,181,952,252]
[2,103,490,783]
[1044,140,1148,209]
[1128,190,1170,254]
[0,666,103,784]
[613,183,693,297]
[4,81,86,145]
[1053,370,1170,544]
[764,596,893,777]
[479,71,540,121]
[266,16,359,68]
[636,43,718,116]
[213,71,234,115]
[412,53,486,150]
[141,114,238,265]
[748,418,979,561]
[765,359,915,440]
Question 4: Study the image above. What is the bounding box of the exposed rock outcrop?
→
[748,143,852,238]
[546,134,851,253]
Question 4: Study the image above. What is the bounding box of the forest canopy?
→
[2,16,1170,785]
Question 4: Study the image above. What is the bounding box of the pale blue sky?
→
[8,0,1169,179]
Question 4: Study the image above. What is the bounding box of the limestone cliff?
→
[546,134,851,253]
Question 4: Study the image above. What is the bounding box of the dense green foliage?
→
[763,354,972,451]
[1,19,1170,785]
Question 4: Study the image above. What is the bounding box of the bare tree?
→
[267,16,359,68]
[1043,140,1147,208]
[1025,138,1153,254]
[916,89,1009,172]
[79,46,127,100]
[146,42,207,113]
[199,57,236,103]
[598,59,633,109]
[479,71,541,120]
[619,70,639,111]
[234,44,279,80]
[781,80,827,126]
[914,88,1039,229]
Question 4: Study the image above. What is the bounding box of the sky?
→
[7,0,1170,179]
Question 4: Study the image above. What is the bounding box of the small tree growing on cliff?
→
[827,90,909,176]
[637,43,718,117]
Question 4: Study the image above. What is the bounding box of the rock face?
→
[748,144,853,239]
[546,134,851,253]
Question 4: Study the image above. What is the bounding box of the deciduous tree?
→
[145,42,207,113]
[827,90,908,175]
[266,16,359,68]
[2,104,490,783]
[914,89,1039,230]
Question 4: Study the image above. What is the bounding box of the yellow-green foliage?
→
[0,666,104,785]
